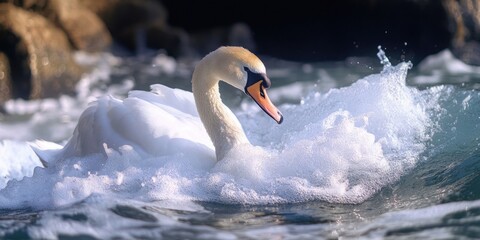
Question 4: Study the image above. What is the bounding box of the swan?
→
[33,46,283,163]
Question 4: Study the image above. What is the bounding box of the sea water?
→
[0,48,479,239]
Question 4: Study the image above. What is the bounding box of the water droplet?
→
[376,45,391,68]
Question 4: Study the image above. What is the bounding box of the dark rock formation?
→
[186,23,257,59]
[443,0,480,65]
[43,0,112,52]
[78,0,188,57]
[5,0,112,52]
[0,52,11,103]
[0,0,190,103]
[0,3,82,101]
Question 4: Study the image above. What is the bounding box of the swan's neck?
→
[192,66,249,161]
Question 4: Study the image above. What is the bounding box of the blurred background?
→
[0,0,479,104]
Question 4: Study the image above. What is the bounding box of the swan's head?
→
[243,66,283,124]
[209,46,283,124]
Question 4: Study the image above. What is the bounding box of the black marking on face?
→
[244,67,271,91]
[259,86,265,98]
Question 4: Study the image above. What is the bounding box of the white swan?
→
[34,46,282,163]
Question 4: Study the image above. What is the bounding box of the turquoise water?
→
[0,48,479,239]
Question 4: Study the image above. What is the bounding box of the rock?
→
[0,3,82,101]
[45,0,112,52]
[75,0,117,15]
[6,0,112,52]
[0,52,12,103]
[78,0,188,56]
[443,0,480,65]
[188,23,256,59]
[144,23,191,57]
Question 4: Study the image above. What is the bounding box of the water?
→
[0,47,480,239]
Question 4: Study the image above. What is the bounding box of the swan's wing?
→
[59,87,214,160]
[110,94,214,157]
[60,96,134,158]
[129,84,199,116]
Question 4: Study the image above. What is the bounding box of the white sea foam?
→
[412,49,480,85]
[0,141,42,189]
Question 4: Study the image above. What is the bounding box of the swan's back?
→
[58,85,215,161]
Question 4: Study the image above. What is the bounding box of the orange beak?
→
[246,81,283,124]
